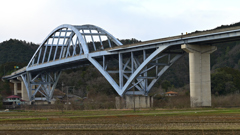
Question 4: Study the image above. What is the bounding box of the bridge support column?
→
[16,77,29,102]
[181,44,217,107]
[21,80,29,101]
[10,80,20,95]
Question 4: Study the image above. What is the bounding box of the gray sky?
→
[0,0,239,44]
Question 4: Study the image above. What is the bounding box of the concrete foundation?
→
[115,96,125,109]
[181,44,217,107]
[116,95,153,109]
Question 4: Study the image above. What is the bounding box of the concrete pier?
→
[181,44,217,107]
[9,78,29,102]
[9,80,21,95]
[116,95,153,109]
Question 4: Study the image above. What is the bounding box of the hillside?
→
[0,39,38,76]
[0,39,38,65]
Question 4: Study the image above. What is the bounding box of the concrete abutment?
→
[10,78,29,102]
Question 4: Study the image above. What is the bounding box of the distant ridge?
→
[191,22,240,34]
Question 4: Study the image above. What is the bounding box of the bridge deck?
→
[107,26,240,51]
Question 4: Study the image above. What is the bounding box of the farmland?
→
[0,108,240,134]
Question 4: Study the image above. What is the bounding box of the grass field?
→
[1,108,240,134]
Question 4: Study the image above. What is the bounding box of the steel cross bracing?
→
[21,71,61,101]
[90,47,184,96]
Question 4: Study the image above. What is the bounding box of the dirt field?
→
[0,108,240,134]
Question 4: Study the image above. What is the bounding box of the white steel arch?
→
[27,24,122,68]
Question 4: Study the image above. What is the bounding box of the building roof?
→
[53,89,65,96]
[6,95,21,99]
[165,91,178,94]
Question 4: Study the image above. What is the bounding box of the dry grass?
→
[19,93,240,112]
[154,94,240,109]
[212,94,240,107]
[153,95,190,108]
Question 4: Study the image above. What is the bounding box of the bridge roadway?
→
[108,25,240,51]
[2,24,240,107]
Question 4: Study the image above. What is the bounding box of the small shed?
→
[3,95,25,108]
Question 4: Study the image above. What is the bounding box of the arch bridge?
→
[3,24,240,107]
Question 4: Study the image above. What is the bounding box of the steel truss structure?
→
[10,24,184,102]
[90,47,184,96]
[21,71,61,102]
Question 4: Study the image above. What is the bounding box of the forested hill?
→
[191,22,240,34]
[0,39,38,76]
[0,39,38,65]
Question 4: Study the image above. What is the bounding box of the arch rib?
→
[74,25,123,46]
[27,24,89,69]
[27,24,122,69]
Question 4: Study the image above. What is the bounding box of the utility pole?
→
[133,85,135,112]
[67,86,68,110]
[66,86,74,110]
[3,65,6,76]
[62,82,64,92]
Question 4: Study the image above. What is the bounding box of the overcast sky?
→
[0,0,239,44]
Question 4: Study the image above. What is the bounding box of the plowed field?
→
[0,108,240,134]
